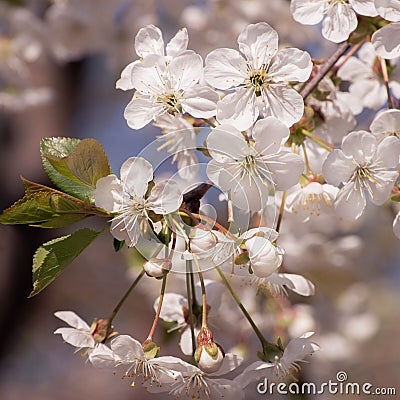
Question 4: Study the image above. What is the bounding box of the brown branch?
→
[301,42,350,100]
[182,182,212,213]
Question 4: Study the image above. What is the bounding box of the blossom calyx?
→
[90,318,117,344]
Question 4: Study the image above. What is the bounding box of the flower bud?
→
[143,258,171,278]
[194,327,225,373]
[189,227,217,257]
[245,236,283,278]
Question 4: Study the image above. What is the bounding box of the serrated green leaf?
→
[29,228,101,297]
[0,177,105,227]
[41,137,111,201]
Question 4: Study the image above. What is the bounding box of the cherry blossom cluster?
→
[49,13,400,398]
[2,1,400,399]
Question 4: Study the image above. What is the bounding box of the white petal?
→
[94,175,123,212]
[322,149,354,186]
[372,23,400,59]
[322,3,357,43]
[131,55,166,95]
[375,135,400,167]
[265,151,304,190]
[89,344,119,368]
[120,156,153,198]
[216,88,258,131]
[262,85,304,127]
[206,124,248,162]
[349,0,378,16]
[268,273,315,296]
[54,311,91,330]
[116,61,137,91]
[124,95,164,130]
[169,51,202,90]
[252,116,290,155]
[110,334,144,361]
[209,353,243,377]
[155,293,188,324]
[147,180,183,214]
[237,22,278,69]
[234,361,274,388]
[166,27,188,57]
[375,0,400,21]
[341,130,377,164]
[370,109,400,139]
[369,170,399,205]
[282,334,320,366]
[290,0,327,25]
[269,48,312,83]
[334,182,367,221]
[135,24,164,57]
[393,211,400,239]
[182,85,218,118]
[204,48,247,89]
[180,326,200,356]
[54,327,95,348]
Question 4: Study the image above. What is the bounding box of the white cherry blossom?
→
[204,22,312,129]
[94,156,182,247]
[337,42,400,111]
[116,25,190,90]
[290,0,377,43]
[206,117,304,210]
[150,353,244,399]
[234,332,319,388]
[322,130,400,220]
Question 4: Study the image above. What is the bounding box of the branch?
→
[301,42,350,100]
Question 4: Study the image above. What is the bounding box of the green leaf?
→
[29,228,101,297]
[391,194,400,202]
[0,177,107,227]
[41,137,111,201]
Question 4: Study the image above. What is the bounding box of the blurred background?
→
[0,1,399,399]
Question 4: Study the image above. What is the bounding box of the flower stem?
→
[301,42,350,100]
[186,260,197,356]
[301,129,334,152]
[192,254,208,328]
[215,265,281,358]
[301,142,312,175]
[109,269,146,323]
[144,273,168,344]
[275,191,287,234]
[380,57,394,109]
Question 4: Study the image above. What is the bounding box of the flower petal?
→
[94,175,123,212]
[372,23,400,59]
[334,182,367,221]
[204,48,247,89]
[322,3,357,43]
[54,311,91,330]
[147,180,183,214]
[290,0,327,25]
[120,156,153,198]
[110,334,144,362]
[166,27,188,57]
[182,85,218,118]
[124,94,164,130]
[237,22,278,69]
[135,24,164,58]
[169,51,203,90]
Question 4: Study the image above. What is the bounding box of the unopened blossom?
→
[234,332,319,388]
[290,0,377,43]
[143,257,171,278]
[116,24,190,90]
[206,117,304,210]
[337,43,400,111]
[204,22,312,129]
[94,156,182,247]
[322,130,400,221]
[149,353,244,399]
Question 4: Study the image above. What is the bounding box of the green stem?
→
[275,191,287,234]
[301,129,334,152]
[186,260,197,356]
[109,269,145,323]
[192,254,208,328]
[215,266,281,358]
